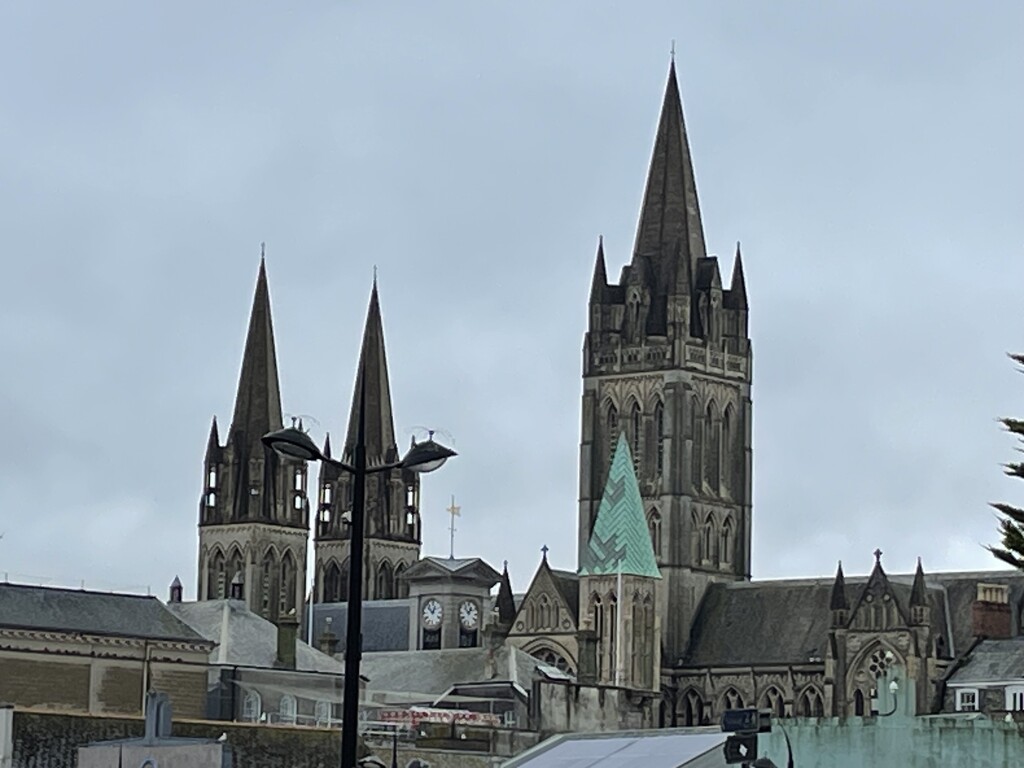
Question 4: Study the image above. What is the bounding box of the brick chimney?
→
[276,610,299,669]
[972,583,1012,639]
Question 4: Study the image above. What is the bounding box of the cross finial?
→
[671,39,676,61]
[261,242,266,260]
[873,548,883,565]
[541,544,549,560]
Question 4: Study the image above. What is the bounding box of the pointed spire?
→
[830,561,848,610]
[206,416,220,456]
[322,432,332,460]
[229,258,284,447]
[910,557,927,607]
[344,280,398,463]
[496,561,516,625]
[579,434,661,578]
[632,60,706,282]
[725,242,748,309]
[589,236,608,305]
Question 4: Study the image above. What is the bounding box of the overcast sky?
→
[1,3,1022,599]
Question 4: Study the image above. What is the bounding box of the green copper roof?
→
[579,434,661,579]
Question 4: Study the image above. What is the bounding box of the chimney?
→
[168,576,183,604]
[229,571,244,601]
[277,610,299,669]
[319,616,339,656]
[972,583,1012,639]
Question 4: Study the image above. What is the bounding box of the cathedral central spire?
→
[344,279,398,465]
[229,256,284,448]
[632,60,706,285]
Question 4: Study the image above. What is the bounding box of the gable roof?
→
[0,583,209,645]
[512,558,582,633]
[401,556,501,586]
[579,434,661,579]
[168,600,343,674]
[947,637,1024,686]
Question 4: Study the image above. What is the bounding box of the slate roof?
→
[926,571,1024,656]
[0,582,209,645]
[579,434,661,579]
[167,600,343,674]
[503,728,727,768]
[682,573,951,667]
[947,638,1024,685]
[310,599,411,653]
[549,570,580,624]
[360,645,544,702]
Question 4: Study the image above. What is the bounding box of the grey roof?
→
[0,583,209,645]
[310,599,411,652]
[502,728,726,768]
[167,600,343,674]
[683,572,950,667]
[549,570,580,624]
[948,638,1024,685]
[361,644,543,702]
[926,571,1024,655]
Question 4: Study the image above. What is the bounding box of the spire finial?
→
[503,559,509,572]
[541,544,549,560]
[670,39,676,61]
[873,548,883,565]
[373,264,378,287]
[261,242,266,261]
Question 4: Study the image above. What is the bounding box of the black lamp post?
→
[263,379,455,768]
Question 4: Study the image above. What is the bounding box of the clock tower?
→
[399,556,501,650]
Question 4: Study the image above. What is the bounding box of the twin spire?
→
[227,256,397,469]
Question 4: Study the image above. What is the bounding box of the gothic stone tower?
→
[198,258,310,624]
[579,63,752,666]
[314,281,422,603]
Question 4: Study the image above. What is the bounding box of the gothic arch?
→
[227,545,245,584]
[606,401,620,465]
[722,403,736,496]
[538,594,553,628]
[279,550,297,615]
[629,399,642,469]
[690,511,701,562]
[653,400,665,476]
[704,400,720,491]
[376,560,394,600]
[720,517,733,566]
[702,513,716,563]
[522,637,576,673]
[648,510,662,560]
[323,558,349,603]
[690,395,702,492]
[720,687,744,711]
[393,562,407,598]
[681,688,705,727]
[847,640,901,702]
[797,685,825,717]
[259,548,280,618]
[206,547,226,600]
[760,686,785,718]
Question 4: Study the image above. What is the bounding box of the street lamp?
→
[263,379,455,768]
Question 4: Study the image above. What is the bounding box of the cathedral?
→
[192,61,1024,730]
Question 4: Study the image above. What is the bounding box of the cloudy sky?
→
[1,2,1022,599]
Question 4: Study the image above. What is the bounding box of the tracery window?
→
[722,688,744,710]
[649,511,662,560]
[631,402,642,472]
[760,686,785,718]
[799,687,824,717]
[654,401,665,476]
[683,690,704,726]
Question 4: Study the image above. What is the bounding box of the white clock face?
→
[422,599,443,628]
[459,601,479,629]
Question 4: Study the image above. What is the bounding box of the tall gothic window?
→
[799,688,824,717]
[592,595,605,679]
[702,514,715,563]
[631,402,642,472]
[280,552,297,615]
[690,396,702,492]
[208,550,226,599]
[704,401,721,492]
[607,404,619,460]
[394,562,407,598]
[649,511,662,560]
[376,561,393,599]
[760,687,785,718]
[607,594,618,683]
[720,518,733,566]
[683,690,704,727]
[654,401,665,476]
[324,560,347,603]
[260,551,277,618]
[722,688,744,710]
[721,406,733,495]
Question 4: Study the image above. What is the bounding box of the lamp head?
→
[262,427,324,463]
[401,434,457,474]
[888,679,899,694]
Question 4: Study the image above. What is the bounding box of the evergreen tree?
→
[989,354,1024,569]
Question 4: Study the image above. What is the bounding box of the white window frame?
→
[242,690,262,722]
[955,688,979,712]
[1005,685,1024,712]
[279,693,297,724]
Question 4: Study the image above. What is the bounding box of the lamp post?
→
[263,379,455,768]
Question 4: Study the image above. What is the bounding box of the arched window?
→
[592,595,604,679]
[376,561,393,600]
[799,687,824,718]
[705,401,720,491]
[314,700,332,726]
[631,402,642,472]
[531,647,572,674]
[720,518,733,566]
[760,686,785,718]
[278,694,297,724]
[649,511,662,560]
[607,594,618,682]
[607,404,619,460]
[538,595,552,628]
[654,401,665,476]
[242,691,262,722]
[722,688,744,710]
[683,690,704,727]
[227,548,245,595]
[690,396,702,492]
[260,550,278,618]
[279,551,297,615]
[207,550,226,600]
[702,514,715,563]
[394,562,407,598]
[324,560,348,603]
[854,689,865,716]
[722,405,735,496]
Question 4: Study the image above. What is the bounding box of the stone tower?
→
[314,281,422,603]
[578,62,753,665]
[579,434,662,690]
[198,257,310,624]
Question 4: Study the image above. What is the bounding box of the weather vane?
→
[447,495,460,559]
